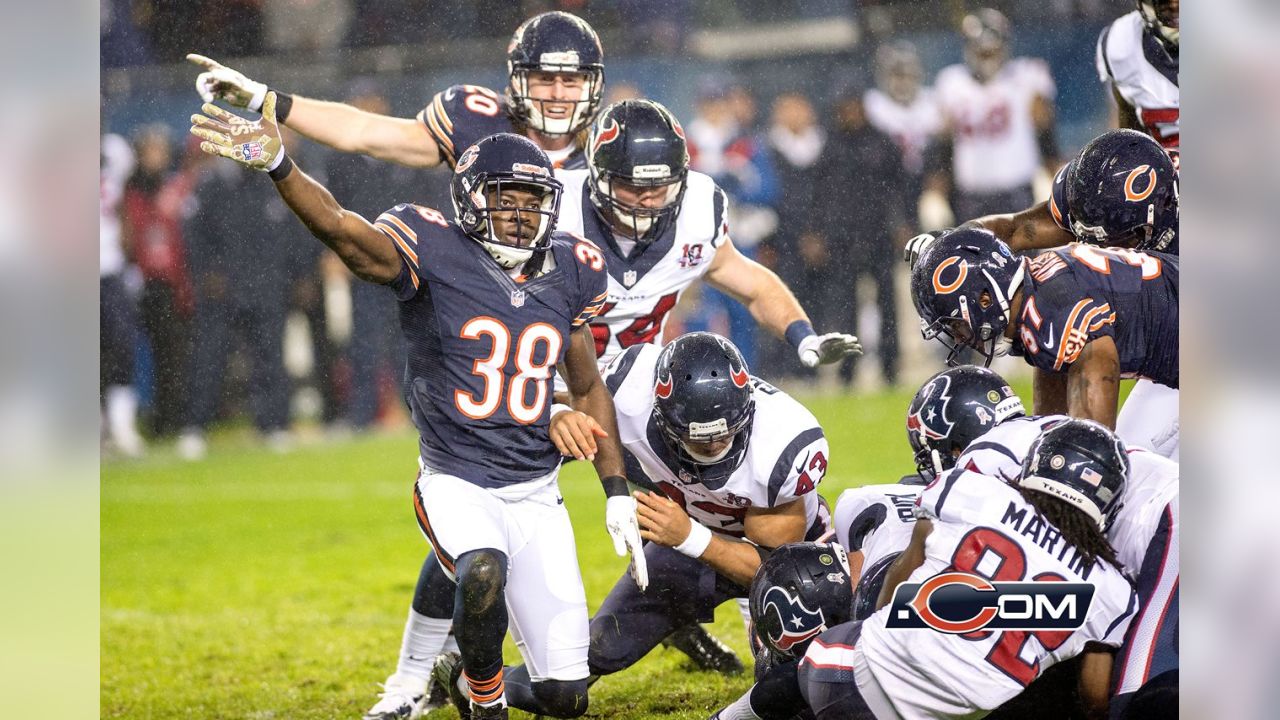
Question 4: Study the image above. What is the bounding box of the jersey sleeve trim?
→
[1054,299,1116,370]
[845,503,888,552]
[375,217,420,270]
[962,441,1022,468]
[1097,25,1116,83]
[711,185,729,247]
[419,95,457,166]
[573,290,609,329]
[603,344,647,396]
[767,427,825,506]
[1104,586,1140,645]
[922,467,964,519]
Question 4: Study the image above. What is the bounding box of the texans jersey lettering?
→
[602,344,827,539]
[419,84,587,170]
[1097,12,1179,148]
[856,470,1138,716]
[1013,245,1179,388]
[935,58,1056,193]
[555,168,729,366]
[378,203,607,487]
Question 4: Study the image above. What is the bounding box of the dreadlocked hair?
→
[1019,488,1120,574]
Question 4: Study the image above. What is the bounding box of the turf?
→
[102,382,1032,719]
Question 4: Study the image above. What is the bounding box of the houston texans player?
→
[190,101,645,720]
[557,99,862,372]
[909,228,1179,456]
[561,332,832,682]
[1098,0,1179,149]
[189,11,603,171]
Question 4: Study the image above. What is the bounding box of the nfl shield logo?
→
[623,270,637,287]
[510,289,526,308]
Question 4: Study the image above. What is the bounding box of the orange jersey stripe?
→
[412,490,454,573]
[424,106,455,155]
[433,95,454,134]
[380,214,418,244]
[375,224,419,267]
[1054,299,1094,370]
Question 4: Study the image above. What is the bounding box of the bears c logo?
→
[1124,165,1158,202]
[932,256,969,295]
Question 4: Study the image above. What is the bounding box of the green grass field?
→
[102,382,1033,719]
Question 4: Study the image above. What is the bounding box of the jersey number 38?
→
[455,317,562,424]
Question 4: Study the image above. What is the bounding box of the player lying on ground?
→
[908,228,1178,459]
[715,420,1140,720]
[191,97,646,719]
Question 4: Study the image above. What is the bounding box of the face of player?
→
[604,178,682,236]
[681,436,735,464]
[485,184,550,247]
[886,65,922,105]
[525,71,591,127]
[1158,0,1179,28]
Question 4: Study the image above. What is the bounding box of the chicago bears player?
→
[189,11,603,171]
[190,104,644,720]
[907,128,1179,260]
[933,8,1058,220]
[717,420,1139,720]
[1098,0,1179,149]
[558,99,862,372]
[567,332,832,682]
[910,228,1179,457]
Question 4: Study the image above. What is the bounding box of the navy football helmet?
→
[749,543,853,658]
[1065,128,1179,253]
[961,8,1010,82]
[1138,0,1179,56]
[587,99,690,247]
[450,133,563,270]
[906,366,1026,480]
[653,332,754,489]
[506,12,605,137]
[1020,419,1128,530]
[910,228,1026,367]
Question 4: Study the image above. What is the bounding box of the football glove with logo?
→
[798,332,863,368]
[188,54,269,112]
[190,92,286,173]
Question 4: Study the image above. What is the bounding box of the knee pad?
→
[455,549,508,617]
[531,678,589,718]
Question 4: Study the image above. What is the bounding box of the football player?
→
[189,11,602,171]
[910,228,1179,458]
[864,40,943,225]
[559,332,833,682]
[1099,0,1179,149]
[932,8,1059,220]
[189,100,645,720]
[717,420,1139,720]
[560,99,863,372]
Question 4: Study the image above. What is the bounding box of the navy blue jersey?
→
[375,203,608,487]
[418,84,587,170]
[1048,163,1180,255]
[1011,245,1178,387]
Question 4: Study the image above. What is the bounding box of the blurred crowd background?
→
[100,0,1133,458]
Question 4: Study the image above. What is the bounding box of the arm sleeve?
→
[711,185,731,248]
[570,243,609,329]
[765,429,828,508]
[1096,25,1115,84]
[1047,162,1073,231]
[417,85,509,169]
[374,203,429,301]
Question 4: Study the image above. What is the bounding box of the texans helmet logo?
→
[908,374,955,441]
[730,366,749,388]
[655,375,673,399]
[591,118,621,158]
[761,585,827,652]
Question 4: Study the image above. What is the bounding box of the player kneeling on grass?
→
[191,98,650,720]
[544,332,832,683]
[714,419,1139,720]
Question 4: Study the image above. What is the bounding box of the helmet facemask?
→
[456,175,562,269]
[1138,0,1179,53]
[592,169,687,246]
[920,262,1023,368]
[509,64,604,137]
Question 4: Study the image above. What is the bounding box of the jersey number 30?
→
[455,317,562,424]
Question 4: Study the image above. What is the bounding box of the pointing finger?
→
[186,53,222,70]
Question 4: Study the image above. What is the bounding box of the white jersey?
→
[833,483,921,573]
[955,414,1068,484]
[1097,11,1180,148]
[935,58,1056,193]
[1110,448,1179,578]
[100,133,135,278]
[863,88,943,175]
[859,470,1138,718]
[555,168,727,368]
[602,343,827,539]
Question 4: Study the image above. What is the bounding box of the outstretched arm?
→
[188,54,441,168]
[705,238,862,367]
[189,93,403,284]
[962,201,1075,253]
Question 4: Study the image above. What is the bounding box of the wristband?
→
[267,154,294,182]
[785,320,816,350]
[275,92,294,123]
[601,475,629,498]
[674,521,712,558]
[550,403,573,418]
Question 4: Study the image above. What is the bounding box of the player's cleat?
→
[431,651,471,720]
[469,703,508,720]
[362,672,428,720]
[662,624,744,675]
[422,669,450,713]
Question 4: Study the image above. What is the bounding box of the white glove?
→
[903,231,941,267]
[799,332,863,368]
[188,54,269,112]
[605,495,649,591]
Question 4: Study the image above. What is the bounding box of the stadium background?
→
[101,1,1135,717]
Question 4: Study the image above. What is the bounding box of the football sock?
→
[463,666,506,708]
[393,610,451,680]
[411,551,457,619]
